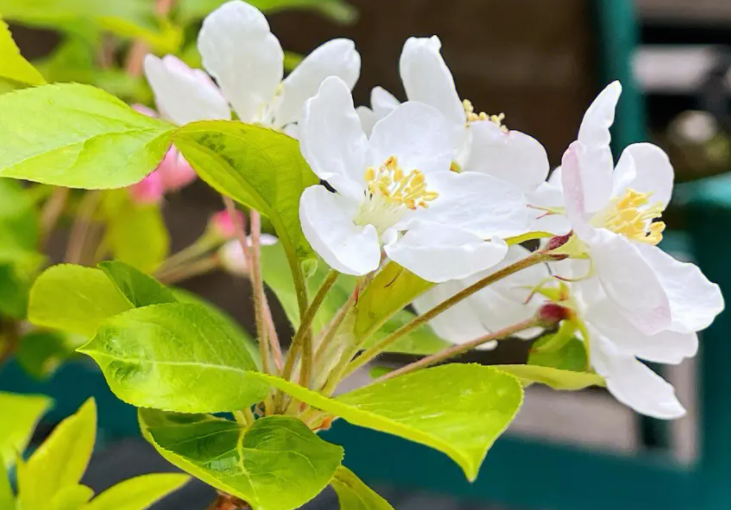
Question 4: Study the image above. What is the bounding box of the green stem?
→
[65,191,101,264]
[332,251,554,390]
[281,269,339,387]
[373,317,541,383]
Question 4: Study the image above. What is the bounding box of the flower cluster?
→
[143,0,724,419]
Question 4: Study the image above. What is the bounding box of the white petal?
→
[275,39,360,127]
[465,120,549,194]
[412,171,529,238]
[591,333,686,419]
[588,228,671,335]
[356,106,378,136]
[300,186,380,276]
[371,86,400,117]
[385,224,508,283]
[637,244,724,332]
[299,76,369,188]
[413,282,494,347]
[143,55,230,125]
[486,244,551,299]
[585,294,698,364]
[572,81,622,213]
[399,36,465,127]
[198,0,283,122]
[613,143,674,209]
[527,170,572,234]
[369,101,453,175]
[560,144,602,234]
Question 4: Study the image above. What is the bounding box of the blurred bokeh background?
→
[4,1,731,509]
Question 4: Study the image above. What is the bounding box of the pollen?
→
[463,99,508,132]
[363,156,438,211]
[600,188,666,245]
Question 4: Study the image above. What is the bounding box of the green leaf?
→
[253,364,523,481]
[79,303,270,413]
[495,365,604,391]
[352,262,432,343]
[0,392,52,468]
[16,330,86,379]
[140,412,344,510]
[331,466,393,510]
[172,288,260,367]
[49,485,94,510]
[177,0,357,24]
[99,260,177,307]
[0,458,14,510]
[363,310,449,355]
[81,473,189,510]
[0,84,174,189]
[105,201,170,273]
[0,18,45,88]
[173,121,318,291]
[0,178,41,263]
[529,334,589,372]
[0,0,180,53]
[17,398,96,510]
[29,265,133,337]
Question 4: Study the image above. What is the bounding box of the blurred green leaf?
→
[140,411,343,510]
[0,392,52,469]
[177,0,357,24]
[16,330,86,379]
[29,264,133,337]
[105,203,170,274]
[17,398,96,510]
[0,84,174,189]
[0,457,13,509]
[0,18,45,88]
[81,473,189,510]
[80,303,270,413]
[529,334,589,372]
[331,466,393,510]
[496,365,604,391]
[49,485,94,510]
[255,364,523,481]
[363,310,449,355]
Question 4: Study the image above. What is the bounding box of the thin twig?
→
[39,187,69,249]
[65,191,101,264]
[327,251,554,392]
[156,256,218,284]
[374,317,541,383]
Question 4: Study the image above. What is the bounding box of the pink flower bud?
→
[158,148,197,191]
[538,303,573,325]
[218,240,248,276]
[211,209,244,240]
[129,171,165,205]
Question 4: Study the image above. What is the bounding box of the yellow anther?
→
[599,188,666,245]
[463,99,508,132]
[362,156,439,212]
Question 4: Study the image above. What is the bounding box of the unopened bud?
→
[210,210,243,240]
[128,171,165,205]
[538,303,573,326]
[546,232,572,251]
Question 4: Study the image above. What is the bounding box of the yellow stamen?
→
[362,156,439,211]
[463,99,508,132]
[599,188,666,245]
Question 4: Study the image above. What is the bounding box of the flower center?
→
[462,99,507,132]
[354,156,439,234]
[593,188,666,245]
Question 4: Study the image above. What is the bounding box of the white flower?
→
[528,81,724,337]
[413,245,549,345]
[357,36,549,195]
[298,76,530,282]
[143,0,360,131]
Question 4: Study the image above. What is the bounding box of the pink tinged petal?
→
[590,333,686,419]
[399,36,465,128]
[368,101,453,176]
[299,76,369,189]
[413,282,496,349]
[384,223,508,283]
[571,81,622,213]
[613,143,674,209]
[133,104,158,117]
[636,244,724,332]
[129,171,165,205]
[275,39,361,127]
[588,228,671,335]
[465,120,550,194]
[412,171,529,238]
[560,144,597,236]
[300,185,380,276]
[198,0,283,122]
[157,149,197,191]
[143,55,230,125]
[585,294,698,364]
